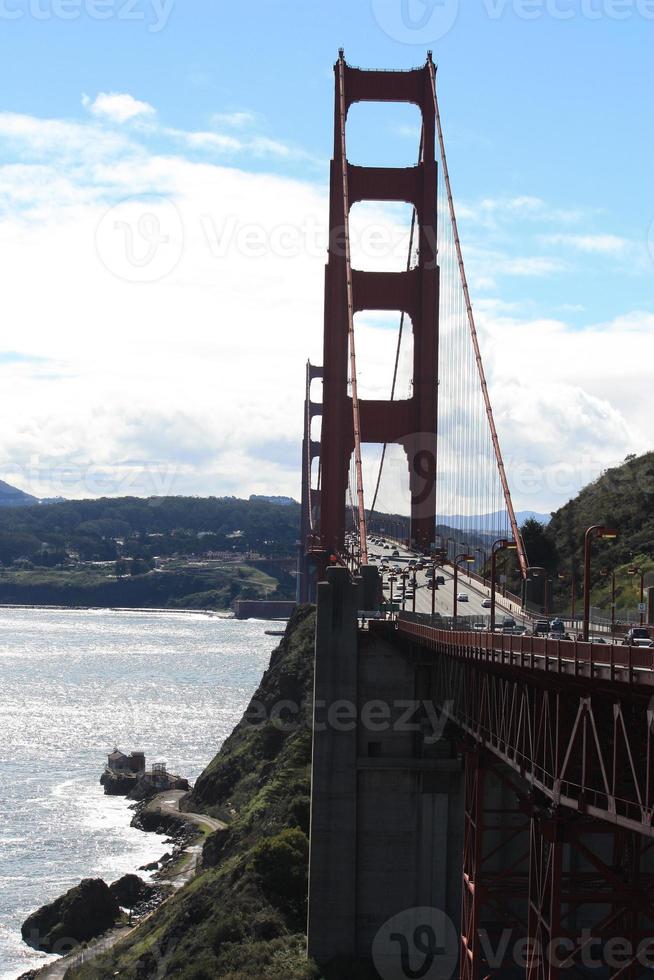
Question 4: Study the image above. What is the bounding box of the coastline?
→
[0,604,234,617]
[19,790,224,980]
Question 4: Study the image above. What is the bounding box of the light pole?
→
[412,567,417,613]
[526,566,546,616]
[601,568,617,633]
[491,539,518,633]
[558,571,577,623]
[476,547,488,585]
[628,565,645,625]
[453,552,476,623]
[401,570,408,612]
[583,526,618,641]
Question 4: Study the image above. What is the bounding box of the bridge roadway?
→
[366,539,528,624]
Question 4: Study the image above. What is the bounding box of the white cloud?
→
[0,99,650,514]
[85,92,156,124]
[542,232,629,255]
[211,111,256,129]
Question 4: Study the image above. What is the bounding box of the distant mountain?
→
[0,480,39,508]
[440,510,551,531]
[249,495,297,507]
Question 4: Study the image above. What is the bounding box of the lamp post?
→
[453,552,476,623]
[558,571,577,623]
[476,547,488,585]
[491,539,518,633]
[583,526,618,641]
[401,570,408,612]
[600,568,616,633]
[628,565,645,626]
[526,566,546,617]
[412,567,418,613]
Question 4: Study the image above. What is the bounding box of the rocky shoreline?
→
[16,791,205,980]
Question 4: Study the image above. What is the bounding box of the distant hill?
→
[439,510,551,531]
[249,495,297,507]
[0,480,38,508]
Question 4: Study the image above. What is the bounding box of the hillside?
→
[66,606,325,980]
[545,452,654,611]
[0,479,38,507]
[0,495,301,567]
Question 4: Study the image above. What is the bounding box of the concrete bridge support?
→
[308,567,464,969]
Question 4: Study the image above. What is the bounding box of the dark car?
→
[533,620,550,635]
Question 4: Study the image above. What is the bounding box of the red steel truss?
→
[370,619,654,978]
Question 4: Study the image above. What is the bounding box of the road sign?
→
[639,602,647,614]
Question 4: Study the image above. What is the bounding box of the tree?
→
[522,519,558,572]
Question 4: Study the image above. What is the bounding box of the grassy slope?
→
[546,452,654,604]
[66,605,319,980]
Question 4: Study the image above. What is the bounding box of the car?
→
[624,627,652,647]
[481,598,492,609]
[473,623,486,631]
[550,618,565,633]
[533,620,550,635]
[391,549,399,557]
[457,593,469,602]
[436,575,446,586]
[502,617,517,630]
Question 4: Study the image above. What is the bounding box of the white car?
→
[481,598,492,609]
[457,593,469,602]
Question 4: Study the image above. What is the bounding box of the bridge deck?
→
[375,618,654,688]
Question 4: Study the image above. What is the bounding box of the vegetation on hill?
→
[0,560,291,611]
[67,605,320,980]
[0,495,301,566]
[497,453,654,615]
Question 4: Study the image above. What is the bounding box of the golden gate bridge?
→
[302,52,654,980]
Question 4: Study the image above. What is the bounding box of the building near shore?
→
[101,750,188,797]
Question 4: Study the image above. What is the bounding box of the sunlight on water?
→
[0,608,277,978]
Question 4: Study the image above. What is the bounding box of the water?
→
[0,608,278,979]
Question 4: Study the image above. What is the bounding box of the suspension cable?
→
[337,52,368,566]
[427,58,528,579]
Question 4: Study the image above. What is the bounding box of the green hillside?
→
[67,606,321,980]
[543,452,654,613]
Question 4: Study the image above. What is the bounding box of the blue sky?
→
[0,0,651,511]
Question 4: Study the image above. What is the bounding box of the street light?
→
[601,568,617,633]
[583,526,618,641]
[558,571,577,623]
[491,539,518,633]
[476,547,488,585]
[453,552,476,623]
[628,565,645,626]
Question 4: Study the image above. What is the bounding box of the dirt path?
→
[29,792,225,978]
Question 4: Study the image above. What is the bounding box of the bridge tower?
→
[314,51,440,562]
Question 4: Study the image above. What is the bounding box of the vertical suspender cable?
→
[368,131,424,523]
[427,60,528,579]
[337,54,368,566]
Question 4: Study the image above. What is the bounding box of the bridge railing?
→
[375,619,654,686]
